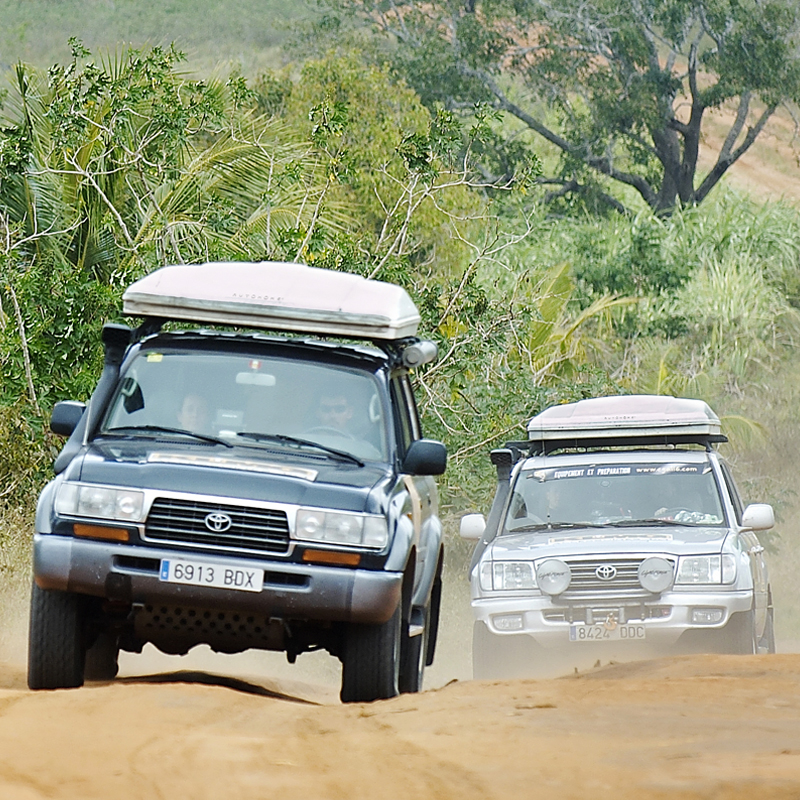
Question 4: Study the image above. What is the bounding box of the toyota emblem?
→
[205,512,233,532]
[595,564,617,581]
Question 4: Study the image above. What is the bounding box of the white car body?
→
[462,396,775,678]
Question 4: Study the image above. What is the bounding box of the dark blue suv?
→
[29,262,447,702]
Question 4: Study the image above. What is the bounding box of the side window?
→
[720,463,743,524]
[391,375,420,455]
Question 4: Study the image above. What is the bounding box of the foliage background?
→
[2,2,800,646]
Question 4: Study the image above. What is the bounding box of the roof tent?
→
[122,262,422,341]
[523,395,726,454]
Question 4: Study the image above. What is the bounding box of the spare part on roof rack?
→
[122,261,422,341]
[519,395,726,455]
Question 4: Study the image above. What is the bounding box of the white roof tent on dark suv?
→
[121,261,438,369]
[123,261,420,340]
[518,395,727,456]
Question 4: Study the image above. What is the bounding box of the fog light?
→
[492,614,524,632]
[691,608,724,624]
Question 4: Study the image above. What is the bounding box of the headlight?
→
[295,509,388,549]
[479,561,536,591]
[676,554,737,585]
[55,482,145,522]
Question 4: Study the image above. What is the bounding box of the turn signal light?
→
[73,524,130,542]
[302,549,361,566]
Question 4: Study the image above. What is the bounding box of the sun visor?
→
[122,262,421,341]
[527,395,722,441]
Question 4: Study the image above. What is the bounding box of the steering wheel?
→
[304,425,356,440]
[655,506,693,519]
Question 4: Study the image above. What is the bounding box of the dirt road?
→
[0,651,797,800]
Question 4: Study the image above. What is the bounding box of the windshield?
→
[504,461,726,531]
[101,349,388,462]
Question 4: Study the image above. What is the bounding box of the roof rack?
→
[507,433,727,457]
[521,395,727,455]
[122,262,422,342]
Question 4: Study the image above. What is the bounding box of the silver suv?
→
[461,395,775,679]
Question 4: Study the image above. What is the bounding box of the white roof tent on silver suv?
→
[521,395,727,456]
[121,261,437,366]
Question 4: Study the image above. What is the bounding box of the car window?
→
[101,350,389,461]
[719,463,744,524]
[504,461,726,530]
[391,375,420,455]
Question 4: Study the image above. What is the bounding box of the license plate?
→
[159,558,264,593]
[569,623,646,642]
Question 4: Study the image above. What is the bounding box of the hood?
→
[70,440,392,513]
[488,524,730,561]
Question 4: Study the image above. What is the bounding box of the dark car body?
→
[29,263,446,702]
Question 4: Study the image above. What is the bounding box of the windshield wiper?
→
[605,518,695,527]
[508,521,607,532]
[100,425,233,448]
[236,432,364,467]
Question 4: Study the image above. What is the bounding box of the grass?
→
[0,0,314,74]
[0,509,32,662]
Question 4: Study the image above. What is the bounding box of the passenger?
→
[177,393,210,432]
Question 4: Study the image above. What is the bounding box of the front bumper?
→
[34,533,402,625]
[471,588,754,648]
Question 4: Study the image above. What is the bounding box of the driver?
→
[315,392,355,433]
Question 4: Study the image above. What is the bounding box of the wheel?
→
[84,631,120,681]
[340,603,401,702]
[720,609,757,654]
[472,621,543,679]
[758,607,776,654]
[28,583,86,690]
[399,605,428,694]
[424,569,443,667]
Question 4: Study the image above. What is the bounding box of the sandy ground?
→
[0,652,797,800]
[0,597,799,800]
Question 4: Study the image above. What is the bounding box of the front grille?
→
[562,557,675,598]
[144,498,290,555]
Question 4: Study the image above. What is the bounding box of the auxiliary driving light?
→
[638,556,674,593]
[536,559,571,596]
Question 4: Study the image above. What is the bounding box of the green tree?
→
[308,0,800,214]
[0,43,346,412]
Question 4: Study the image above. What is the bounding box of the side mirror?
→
[460,514,486,540]
[402,439,447,476]
[741,503,774,531]
[51,401,86,436]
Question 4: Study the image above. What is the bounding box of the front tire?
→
[758,607,776,654]
[84,631,120,681]
[399,604,429,694]
[720,609,757,654]
[28,583,86,690]
[472,621,543,679]
[340,604,401,703]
